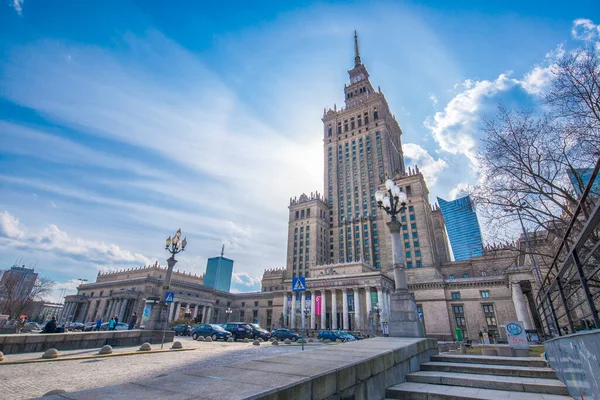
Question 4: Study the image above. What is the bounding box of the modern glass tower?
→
[204,246,234,292]
[437,195,483,261]
[567,168,600,197]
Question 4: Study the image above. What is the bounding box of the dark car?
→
[192,324,232,341]
[318,330,355,342]
[345,331,365,340]
[222,322,254,341]
[271,328,300,341]
[171,324,193,336]
[248,323,271,341]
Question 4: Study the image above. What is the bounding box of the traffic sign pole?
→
[162,291,175,349]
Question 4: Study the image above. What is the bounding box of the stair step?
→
[406,371,569,395]
[421,361,556,379]
[386,382,575,400]
[431,354,548,368]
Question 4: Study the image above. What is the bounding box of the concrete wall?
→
[544,330,600,400]
[0,330,174,355]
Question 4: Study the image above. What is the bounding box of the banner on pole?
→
[315,295,322,316]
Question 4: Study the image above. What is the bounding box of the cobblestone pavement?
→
[0,337,318,400]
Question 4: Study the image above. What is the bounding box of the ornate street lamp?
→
[145,229,188,331]
[372,304,382,335]
[225,307,232,322]
[375,179,424,338]
[301,304,310,351]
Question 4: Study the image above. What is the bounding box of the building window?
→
[240,310,245,320]
[449,274,455,280]
[268,300,273,306]
[453,305,467,339]
[463,273,469,278]
[417,261,422,268]
[452,292,461,299]
[407,262,413,269]
[241,302,245,307]
[406,251,411,258]
[480,291,490,298]
[482,304,498,338]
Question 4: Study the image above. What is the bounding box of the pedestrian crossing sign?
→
[292,277,306,293]
[165,291,175,303]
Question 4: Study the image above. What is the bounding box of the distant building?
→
[567,168,600,197]
[437,196,483,261]
[0,265,38,299]
[204,246,234,292]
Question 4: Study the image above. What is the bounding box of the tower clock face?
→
[353,75,361,83]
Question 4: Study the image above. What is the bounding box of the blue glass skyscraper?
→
[437,195,483,261]
[204,246,234,292]
[567,168,600,197]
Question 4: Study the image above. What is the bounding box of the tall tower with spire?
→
[321,31,406,269]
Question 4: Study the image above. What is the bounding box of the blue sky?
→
[1,0,598,300]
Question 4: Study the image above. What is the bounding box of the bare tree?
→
[0,275,55,319]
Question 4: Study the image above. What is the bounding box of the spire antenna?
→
[221,244,225,257]
[354,30,361,66]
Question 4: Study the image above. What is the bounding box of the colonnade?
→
[282,286,392,332]
[167,301,212,324]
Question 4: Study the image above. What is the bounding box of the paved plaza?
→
[0,337,315,400]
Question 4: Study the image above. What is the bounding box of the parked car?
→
[191,324,232,341]
[271,328,300,342]
[83,322,97,331]
[100,322,128,331]
[171,324,193,336]
[248,323,271,341]
[66,322,85,331]
[25,322,41,330]
[345,331,365,340]
[317,330,355,342]
[222,322,254,341]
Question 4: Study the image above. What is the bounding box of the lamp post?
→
[301,305,310,351]
[375,179,424,338]
[225,307,232,322]
[372,304,381,335]
[145,229,188,331]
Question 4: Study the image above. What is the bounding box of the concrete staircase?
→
[385,353,574,400]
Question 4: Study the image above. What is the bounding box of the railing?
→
[536,157,600,338]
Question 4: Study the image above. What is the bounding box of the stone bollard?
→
[336,339,342,343]
[258,338,264,342]
[324,339,331,344]
[139,342,152,351]
[99,345,113,355]
[272,340,279,346]
[253,340,260,346]
[171,341,183,349]
[0,351,4,362]
[243,338,249,343]
[227,337,234,342]
[205,336,213,342]
[284,339,291,345]
[42,348,60,359]
[196,336,205,341]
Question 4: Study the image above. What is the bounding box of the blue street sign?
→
[165,291,175,303]
[292,277,306,292]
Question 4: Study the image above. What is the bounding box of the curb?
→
[0,348,196,365]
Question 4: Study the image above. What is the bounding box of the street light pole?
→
[302,305,310,351]
[146,229,188,331]
[375,179,425,338]
[225,307,232,322]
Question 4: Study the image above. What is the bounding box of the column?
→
[206,307,212,324]
[301,292,306,330]
[320,290,327,329]
[282,292,289,328]
[342,288,349,330]
[331,289,338,330]
[377,287,384,317]
[310,291,316,330]
[192,305,198,320]
[354,288,361,331]
[512,282,533,329]
[109,299,118,318]
[365,287,372,319]
[201,305,206,323]
[102,300,110,318]
[174,302,182,321]
[167,302,174,322]
[385,291,391,319]
[290,294,296,330]
[119,299,128,321]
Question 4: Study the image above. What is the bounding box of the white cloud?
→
[232,271,262,288]
[0,211,25,238]
[571,19,600,41]
[0,210,152,267]
[520,45,564,95]
[10,0,23,15]
[424,73,519,167]
[49,201,57,208]
[403,143,447,186]
[448,182,473,200]
[429,93,438,107]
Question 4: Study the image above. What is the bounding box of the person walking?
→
[114,315,119,326]
[44,317,57,334]
[94,317,102,331]
[108,317,116,331]
[128,312,137,330]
